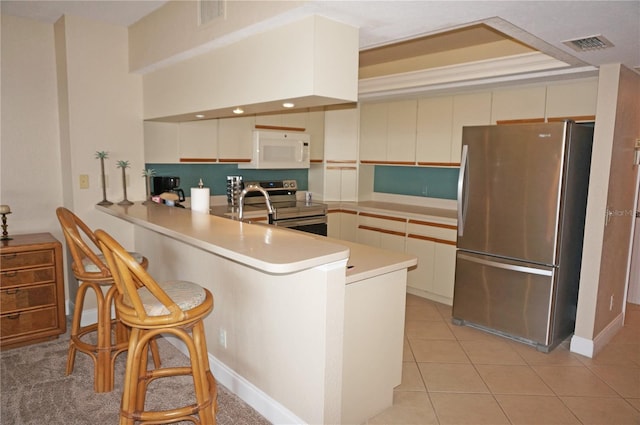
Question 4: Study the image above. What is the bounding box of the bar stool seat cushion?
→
[133,281,207,317]
[82,252,145,273]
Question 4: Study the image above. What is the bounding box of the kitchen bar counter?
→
[97,202,415,425]
[97,202,349,274]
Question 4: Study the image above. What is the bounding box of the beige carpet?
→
[0,330,270,425]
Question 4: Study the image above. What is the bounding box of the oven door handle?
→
[273,216,327,227]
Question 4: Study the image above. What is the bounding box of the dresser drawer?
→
[0,266,56,288]
[1,284,57,313]
[0,250,55,271]
[1,306,58,340]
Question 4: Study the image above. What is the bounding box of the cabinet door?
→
[451,92,491,163]
[328,212,341,239]
[178,120,218,161]
[218,116,255,161]
[406,237,435,293]
[325,167,358,201]
[416,96,453,165]
[433,243,456,299]
[324,107,359,161]
[387,100,417,163]
[491,86,546,123]
[307,109,325,161]
[340,211,358,243]
[359,102,387,162]
[545,79,598,120]
[144,121,179,163]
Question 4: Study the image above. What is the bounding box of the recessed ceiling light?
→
[282,102,295,108]
[195,114,205,118]
[233,108,244,114]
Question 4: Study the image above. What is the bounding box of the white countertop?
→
[98,203,349,274]
[97,203,416,281]
[326,200,457,224]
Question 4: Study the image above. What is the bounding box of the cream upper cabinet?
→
[307,109,325,161]
[217,116,255,162]
[255,111,308,129]
[324,107,359,161]
[360,100,417,163]
[490,86,546,123]
[144,121,179,163]
[178,120,218,162]
[451,92,492,164]
[416,96,454,165]
[359,102,387,162]
[545,78,598,120]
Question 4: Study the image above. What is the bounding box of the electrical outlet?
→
[219,328,227,348]
[79,174,89,189]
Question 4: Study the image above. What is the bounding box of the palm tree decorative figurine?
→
[117,160,133,206]
[142,168,156,205]
[95,151,113,206]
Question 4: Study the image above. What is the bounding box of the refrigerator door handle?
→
[457,144,469,236]
[458,253,553,276]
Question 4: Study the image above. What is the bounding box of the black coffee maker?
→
[152,176,185,202]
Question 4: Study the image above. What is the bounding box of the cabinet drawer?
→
[1,284,56,313]
[407,220,457,243]
[1,306,58,339]
[0,266,56,288]
[0,250,54,271]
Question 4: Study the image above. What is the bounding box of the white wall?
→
[1,15,64,236]
[1,14,146,308]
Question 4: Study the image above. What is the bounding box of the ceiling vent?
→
[563,34,614,52]
[199,0,225,26]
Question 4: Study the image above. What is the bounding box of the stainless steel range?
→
[238,179,327,236]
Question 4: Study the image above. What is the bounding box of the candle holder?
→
[95,151,113,206]
[142,168,156,205]
[1,211,12,241]
[117,160,133,206]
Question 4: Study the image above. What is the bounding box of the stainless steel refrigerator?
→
[452,121,593,352]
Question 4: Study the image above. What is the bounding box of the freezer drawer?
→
[452,251,555,346]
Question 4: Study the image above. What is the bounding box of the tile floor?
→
[367,295,640,425]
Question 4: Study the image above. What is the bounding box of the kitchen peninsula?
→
[97,202,416,425]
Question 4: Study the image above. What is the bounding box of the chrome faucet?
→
[238,184,275,224]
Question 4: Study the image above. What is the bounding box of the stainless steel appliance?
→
[152,176,185,202]
[239,179,327,236]
[452,121,593,352]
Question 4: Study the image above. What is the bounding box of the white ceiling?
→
[2,0,638,72]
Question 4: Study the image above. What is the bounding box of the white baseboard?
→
[570,312,624,358]
[163,335,304,425]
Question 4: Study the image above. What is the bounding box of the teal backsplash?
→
[374,165,459,200]
[145,163,308,196]
[146,163,457,200]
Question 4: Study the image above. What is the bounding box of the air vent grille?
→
[563,35,614,52]
[199,0,225,26]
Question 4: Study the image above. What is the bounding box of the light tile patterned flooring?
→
[367,295,640,425]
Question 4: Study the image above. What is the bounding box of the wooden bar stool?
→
[96,229,217,425]
[56,207,160,393]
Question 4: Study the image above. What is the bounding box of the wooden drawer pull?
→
[2,253,17,260]
[6,313,21,320]
[1,271,18,278]
[4,288,20,295]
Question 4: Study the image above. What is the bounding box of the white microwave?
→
[239,130,310,169]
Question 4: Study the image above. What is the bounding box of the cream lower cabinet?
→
[405,220,457,305]
[356,213,406,253]
[328,210,358,242]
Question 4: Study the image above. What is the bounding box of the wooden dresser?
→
[1,233,66,349]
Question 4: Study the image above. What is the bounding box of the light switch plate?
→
[79,174,89,189]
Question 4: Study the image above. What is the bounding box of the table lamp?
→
[0,205,12,240]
